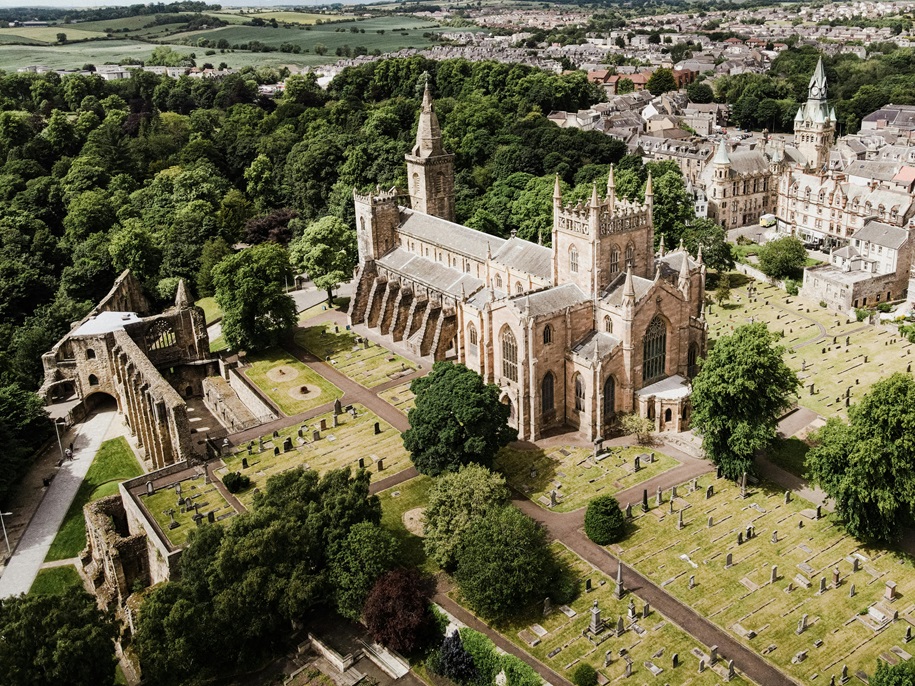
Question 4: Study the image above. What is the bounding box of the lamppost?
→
[0,511,11,557]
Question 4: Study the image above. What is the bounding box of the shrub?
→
[572,663,597,686]
[459,629,500,685]
[819,300,828,309]
[877,302,892,313]
[437,632,478,685]
[502,655,542,686]
[855,308,871,322]
[222,471,250,493]
[784,278,799,296]
[584,495,626,544]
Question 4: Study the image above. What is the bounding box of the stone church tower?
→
[793,58,837,170]
[405,82,455,221]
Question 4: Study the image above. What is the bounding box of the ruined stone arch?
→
[146,319,177,351]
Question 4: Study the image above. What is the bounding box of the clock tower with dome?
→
[793,57,836,171]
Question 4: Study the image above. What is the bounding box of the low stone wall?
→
[228,367,279,420]
[202,376,264,432]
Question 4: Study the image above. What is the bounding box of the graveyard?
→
[499,543,750,685]
[242,347,342,416]
[139,474,237,548]
[377,380,416,415]
[495,444,679,513]
[706,279,913,418]
[611,471,915,683]
[220,403,410,508]
[377,475,435,572]
[294,323,419,388]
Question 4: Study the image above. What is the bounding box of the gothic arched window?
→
[468,324,478,356]
[495,274,503,289]
[603,376,615,424]
[610,246,620,274]
[569,246,579,273]
[88,374,99,386]
[146,319,177,351]
[604,316,612,333]
[515,282,523,295]
[542,372,555,414]
[642,316,667,382]
[574,373,585,412]
[687,342,699,378]
[543,325,553,345]
[625,244,634,268]
[501,328,518,382]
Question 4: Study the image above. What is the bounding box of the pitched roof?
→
[510,283,588,317]
[571,331,621,360]
[376,247,485,298]
[601,271,654,306]
[492,237,552,281]
[852,220,909,250]
[398,209,506,262]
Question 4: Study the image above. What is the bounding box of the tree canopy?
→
[212,242,296,351]
[758,236,808,280]
[403,362,516,476]
[0,591,118,686]
[691,323,799,479]
[807,374,915,544]
[288,215,357,304]
[584,495,626,545]
[363,568,436,654]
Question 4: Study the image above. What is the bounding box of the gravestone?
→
[333,414,339,428]
[544,597,552,618]
[672,653,679,668]
[207,511,215,524]
[785,491,791,504]
[796,614,807,634]
[771,530,778,544]
[706,485,714,499]
[247,443,254,455]
[274,446,280,456]
[708,516,714,528]
[625,502,633,518]
[550,490,557,507]
[242,457,249,469]
[725,552,733,568]
[727,660,735,681]
[740,471,748,498]
[656,486,662,507]
[771,565,778,584]
[627,598,636,619]
[313,429,321,441]
[849,583,856,598]
[374,422,381,435]
[710,646,718,665]
[906,626,913,644]
[841,665,849,684]
[688,575,695,589]
[698,659,705,673]
[746,524,753,540]
[377,458,384,471]
[297,428,303,438]
[852,557,860,572]
[737,532,743,545]
[604,651,612,667]
[886,581,897,601]
[642,489,649,512]
[616,616,624,637]
[691,478,698,492]
[833,567,840,587]
[146,481,153,495]
[334,399,342,415]
[615,564,624,599]
[258,438,264,451]
[642,602,650,618]
[319,418,327,431]
[668,500,674,514]
[585,578,592,593]
[589,603,602,634]
[816,505,821,519]
[677,509,684,530]
[272,430,279,438]
[818,577,827,594]
[358,457,365,469]
[634,455,641,471]
[624,660,631,677]
[283,437,293,452]
[717,465,723,478]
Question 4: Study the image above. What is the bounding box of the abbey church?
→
[349,84,708,441]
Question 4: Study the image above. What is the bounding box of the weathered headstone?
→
[656,486,663,507]
[771,565,778,584]
[358,457,365,469]
[706,485,714,499]
[740,471,748,498]
[688,575,695,589]
[672,653,679,668]
[319,418,327,431]
[841,665,848,684]
[671,485,677,498]
[616,616,624,637]
[313,429,321,441]
[272,430,279,438]
[585,578,592,593]
[727,660,735,681]
[698,659,705,673]
[274,446,280,456]
[625,502,633,518]
[784,491,791,504]
[737,532,743,545]
[906,626,913,644]
[334,399,342,415]
[677,509,684,530]
[849,583,856,598]
[796,614,807,634]
[297,428,303,438]
[818,577,827,595]
[550,490,557,507]
[710,646,718,665]
[374,422,381,435]
[333,414,339,428]
[627,598,636,619]
[615,564,624,599]
[816,505,821,519]
[242,457,249,469]
[725,552,733,568]
[642,489,649,512]
[377,458,384,472]
[833,567,840,587]
[207,511,215,524]
[852,557,860,572]
[283,437,293,452]
[708,515,714,528]
[633,455,641,471]
[886,581,897,601]
[146,480,153,495]
[642,602,650,618]
[771,530,778,544]
[544,597,552,618]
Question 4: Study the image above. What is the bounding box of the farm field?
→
[0,26,107,43]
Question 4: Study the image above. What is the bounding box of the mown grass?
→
[765,436,810,479]
[30,565,83,596]
[242,347,341,416]
[46,437,143,562]
[377,475,437,573]
[196,296,222,324]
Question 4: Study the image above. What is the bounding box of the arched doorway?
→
[84,391,118,414]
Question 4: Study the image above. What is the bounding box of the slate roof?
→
[852,220,909,250]
[510,283,588,317]
[601,272,655,306]
[377,248,485,298]
[571,331,621,359]
[398,209,505,261]
[492,238,553,281]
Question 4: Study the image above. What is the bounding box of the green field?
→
[0,26,107,44]
[245,11,347,24]
[377,475,435,572]
[222,403,409,508]
[30,565,84,595]
[615,473,915,683]
[242,348,341,417]
[495,444,679,513]
[196,296,222,324]
[46,437,144,561]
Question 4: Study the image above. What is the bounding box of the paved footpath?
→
[0,408,117,598]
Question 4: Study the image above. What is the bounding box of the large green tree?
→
[757,236,807,280]
[212,242,295,351]
[691,323,799,479]
[403,362,517,476]
[423,464,509,569]
[0,591,118,686]
[288,216,357,305]
[807,374,915,543]
[454,505,558,622]
[680,218,734,272]
[647,68,677,95]
[328,521,399,620]
[872,660,915,686]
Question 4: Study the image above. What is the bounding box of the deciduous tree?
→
[363,568,436,653]
[403,362,516,476]
[691,323,799,479]
[328,522,399,621]
[288,216,357,305]
[757,236,807,280]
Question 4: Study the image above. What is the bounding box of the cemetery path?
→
[370,467,418,495]
[433,579,574,686]
[0,408,117,598]
[517,498,799,686]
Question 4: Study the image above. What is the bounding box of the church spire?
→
[411,80,444,158]
[808,57,827,102]
[174,278,193,309]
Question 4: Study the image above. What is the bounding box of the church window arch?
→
[604,316,612,333]
[625,243,634,268]
[501,328,518,382]
[543,325,553,345]
[574,373,585,412]
[88,374,99,386]
[515,282,523,295]
[642,316,667,383]
[603,376,615,425]
[495,274,503,289]
[468,324,478,356]
[541,372,555,414]
[569,246,579,274]
[146,320,177,351]
[86,348,96,360]
[664,408,672,423]
[610,245,620,274]
[687,342,699,378]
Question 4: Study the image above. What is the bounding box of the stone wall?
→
[228,367,279,420]
[83,495,149,609]
[202,376,262,432]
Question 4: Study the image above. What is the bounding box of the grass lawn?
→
[765,436,810,479]
[377,476,437,573]
[197,296,222,324]
[495,444,679,513]
[706,278,911,419]
[613,473,915,683]
[495,542,749,685]
[139,475,236,548]
[297,296,349,323]
[377,381,416,415]
[295,323,419,388]
[46,437,143,562]
[242,348,341,417]
[209,334,228,353]
[30,565,83,595]
[221,403,409,509]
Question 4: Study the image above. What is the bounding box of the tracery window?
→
[541,372,555,414]
[501,328,518,382]
[642,316,667,382]
[574,373,585,412]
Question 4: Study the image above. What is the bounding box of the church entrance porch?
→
[636,375,692,433]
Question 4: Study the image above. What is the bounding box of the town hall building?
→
[349,85,708,441]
